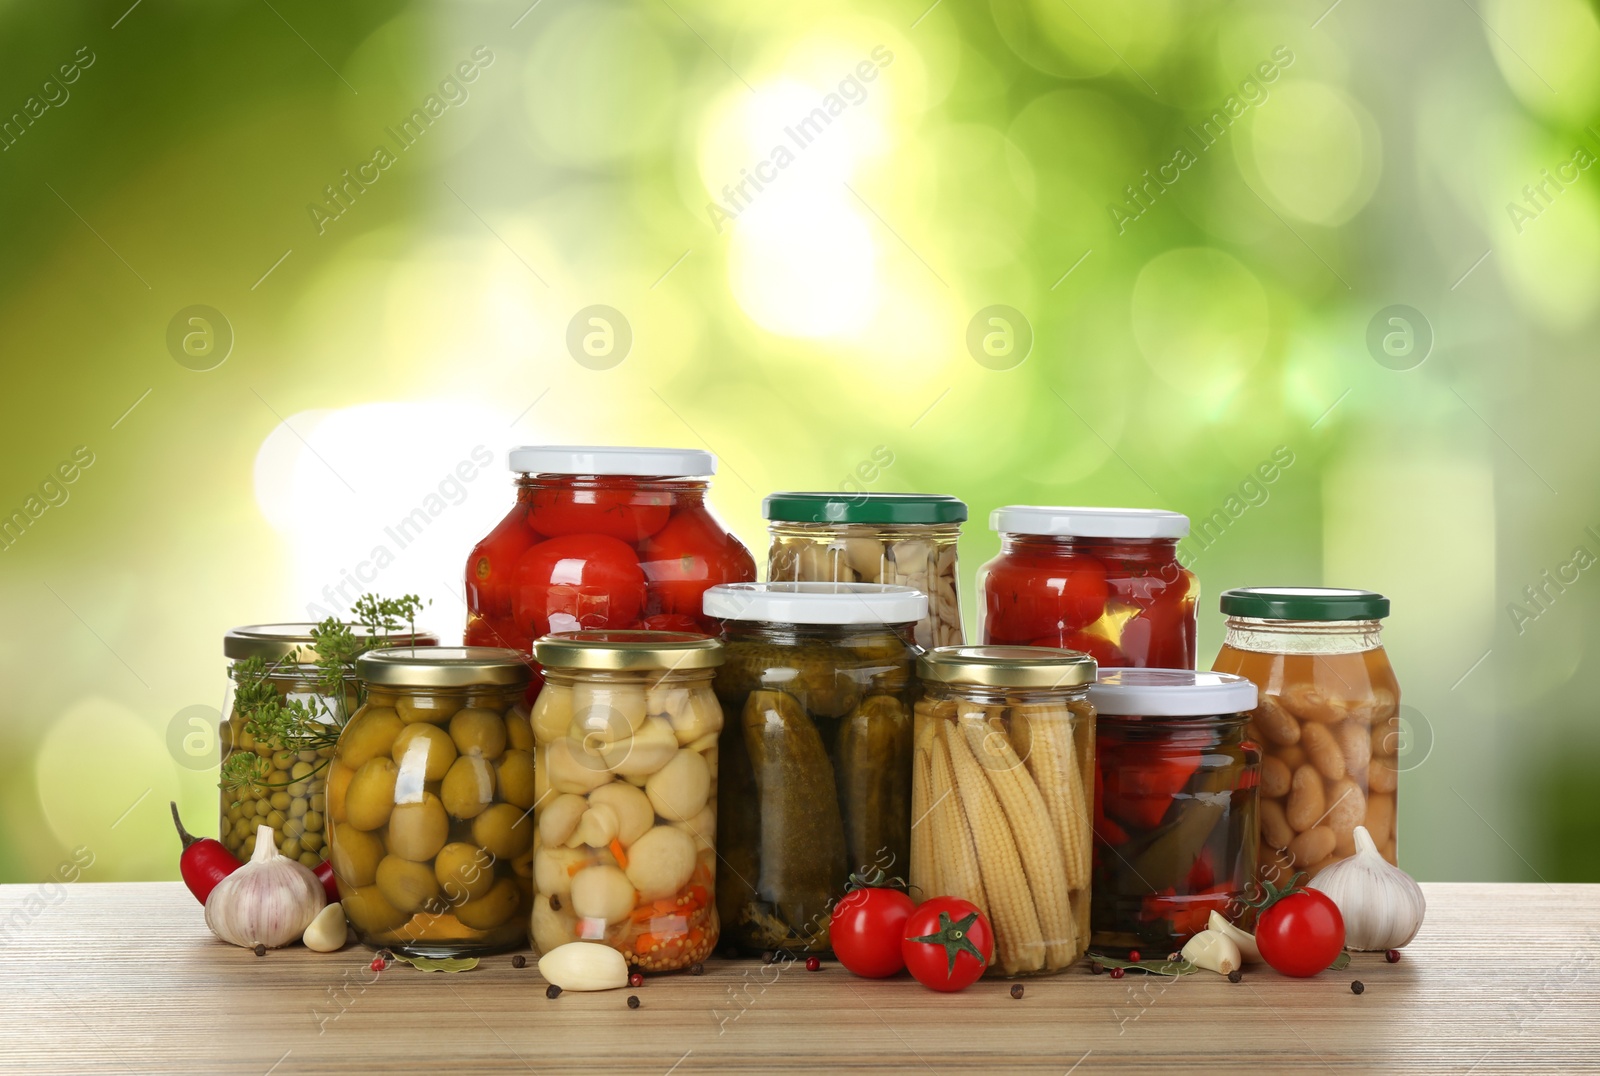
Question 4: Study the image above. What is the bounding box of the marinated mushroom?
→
[600,716,678,776]
[645,748,711,822]
[586,782,654,847]
[625,825,697,901]
[570,864,636,924]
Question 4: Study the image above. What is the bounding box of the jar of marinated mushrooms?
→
[704,582,926,955]
[913,646,1096,977]
[330,647,533,957]
[1211,588,1400,883]
[220,624,437,868]
[1086,669,1259,955]
[527,630,724,973]
[765,492,967,649]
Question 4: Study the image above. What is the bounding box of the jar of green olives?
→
[528,630,725,973]
[703,582,926,955]
[220,624,437,868]
[329,646,534,958]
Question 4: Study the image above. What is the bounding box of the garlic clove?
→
[1207,910,1264,964]
[302,902,349,952]
[204,824,327,950]
[1309,825,1426,951]
[538,941,629,991]
[1181,930,1242,976]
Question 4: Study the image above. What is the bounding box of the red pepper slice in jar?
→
[1099,729,1205,832]
[513,534,648,636]
[529,487,672,543]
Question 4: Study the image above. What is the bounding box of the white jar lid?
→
[508,446,716,477]
[989,505,1189,539]
[703,582,928,626]
[1087,669,1257,716]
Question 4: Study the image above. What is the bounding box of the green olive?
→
[338,706,404,768]
[391,723,457,782]
[345,758,399,831]
[341,884,409,934]
[434,842,497,904]
[450,707,508,760]
[440,755,496,820]
[472,802,533,860]
[397,693,462,725]
[386,793,449,861]
[270,791,291,811]
[504,707,535,753]
[302,831,324,853]
[376,855,443,914]
[329,822,384,888]
[496,749,538,809]
[453,876,521,930]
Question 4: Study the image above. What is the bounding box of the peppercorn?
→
[1090,961,1104,975]
[370,957,386,972]
[690,963,705,976]
[1109,967,1125,979]
[1351,980,1365,995]
[253,943,266,958]
[1128,949,1141,963]
[805,956,821,972]
[761,950,777,965]
[1386,949,1402,963]
[511,955,526,969]
[1228,969,1243,984]
[629,972,645,988]
[627,995,641,1009]
[549,896,561,912]
[1010,984,1024,999]
[546,985,562,999]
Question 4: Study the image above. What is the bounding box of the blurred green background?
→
[1,0,1595,887]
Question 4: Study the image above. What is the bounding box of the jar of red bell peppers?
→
[1086,669,1259,955]
[979,506,1196,669]
[464,447,757,690]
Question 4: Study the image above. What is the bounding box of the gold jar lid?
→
[357,646,532,688]
[224,623,439,664]
[534,630,724,671]
[918,645,1097,689]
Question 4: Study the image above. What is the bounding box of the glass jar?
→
[913,646,1096,977]
[527,630,725,973]
[979,506,1197,670]
[463,446,756,695]
[704,582,925,955]
[764,492,967,650]
[1086,669,1260,955]
[1210,587,1400,884]
[220,624,437,867]
[329,646,534,957]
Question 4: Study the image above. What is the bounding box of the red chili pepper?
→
[1099,731,1204,831]
[171,802,241,904]
[314,859,339,905]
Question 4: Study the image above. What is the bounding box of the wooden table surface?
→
[1,882,1596,1074]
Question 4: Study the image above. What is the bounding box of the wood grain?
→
[0,883,1596,1074]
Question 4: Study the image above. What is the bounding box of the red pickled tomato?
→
[1116,592,1194,669]
[640,507,757,619]
[466,506,537,618]
[984,554,1109,644]
[529,487,672,543]
[512,534,647,636]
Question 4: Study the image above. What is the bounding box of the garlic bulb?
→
[204,824,326,949]
[1311,825,1425,951]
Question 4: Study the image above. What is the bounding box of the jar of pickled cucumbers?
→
[764,492,967,649]
[220,624,437,868]
[527,630,724,973]
[912,646,1096,977]
[1211,588,1400,883]
[464,447,757,695]
[1086,669,1259,955]
[704,582,925,955]
[980,507,1196,669]
[329,646,534,957]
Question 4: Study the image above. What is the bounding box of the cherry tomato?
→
[528,486,672,543]
[465,506,536,618]
[983,553,1108,643]
[639,506,757,620]
[829,887,915,979]
[1256,887,1345,977]
[901,897,994,992]
[512,534,646,636]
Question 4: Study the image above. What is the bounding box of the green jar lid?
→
[1219,587,1390,621]
[763,492,968,525]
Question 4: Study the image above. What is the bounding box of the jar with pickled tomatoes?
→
[979,507,1196,670]
[1210,587,1401,884]
[464,447,756,688]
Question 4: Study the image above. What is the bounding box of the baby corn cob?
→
[964,715,1076,968]
[928,726,990,939]
[1012,703,1091,893]
[945,716,1045,975]
[910,718,937,900]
